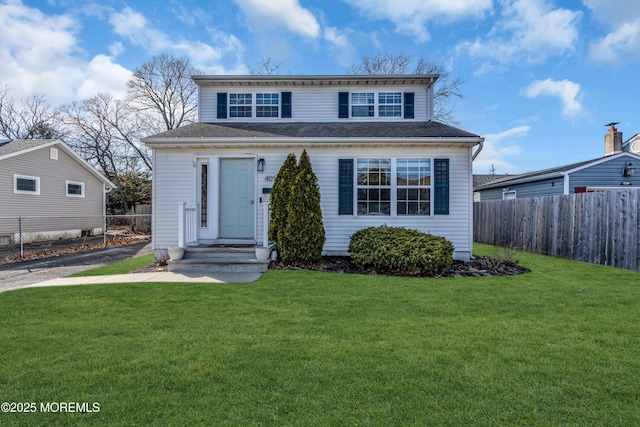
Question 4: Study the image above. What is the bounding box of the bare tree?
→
[61,92,151,172]
[127,54,200,132]
[0,86,64,140]
[348,52,465,124]
[249,57,283,75]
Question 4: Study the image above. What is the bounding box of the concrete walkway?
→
[22,271,264,290]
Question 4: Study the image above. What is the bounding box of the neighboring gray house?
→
[144,74,484,261]
[474,129,640,200]
[0,139,116,243]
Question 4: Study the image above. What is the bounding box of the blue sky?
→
[1,0,639,174]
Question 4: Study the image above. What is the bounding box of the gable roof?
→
[474,152,640,191]
[143,121,482,148]
[0,139,116,188]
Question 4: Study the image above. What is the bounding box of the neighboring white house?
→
[0,139,116,243]
[143,75,484,261]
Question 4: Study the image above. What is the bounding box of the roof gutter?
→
[143,136,484,149]
[472,139,484,161]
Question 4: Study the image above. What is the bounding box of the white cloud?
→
[522,78,583,118]
[107,7,247,74]
[458,0,581,67]
[234,0,320,38]
[342,0,492,42]
[324,27,356,67]
[0,1,131,104]
[76,54,132,100]
[583,0,640,64]
[473,126,529,173]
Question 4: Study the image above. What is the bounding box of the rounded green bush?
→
[348,225,454,276]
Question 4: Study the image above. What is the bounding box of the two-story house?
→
[143,75,483,262]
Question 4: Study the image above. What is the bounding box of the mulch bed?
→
[269,256,530,277]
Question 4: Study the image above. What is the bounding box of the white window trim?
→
[354,157,433,216]
[13,174,40,195]
[66,180,85,198]
[502,190,516,200]
[50,147,58,160]
[351,91,402,118]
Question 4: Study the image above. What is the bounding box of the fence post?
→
[19,216,23,258]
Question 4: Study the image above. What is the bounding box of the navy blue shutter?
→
[338,92,349,118]
[338,159,353,214]
[434,159,449,214]
[217,93,227,119]
[404,92,414,119]
[281,92,292,118]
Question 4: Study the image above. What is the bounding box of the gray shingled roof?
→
[0,139,54,157]
[145,121,480,140]
[473,157,608,190]
[473,174,512,188]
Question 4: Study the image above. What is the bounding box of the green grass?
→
[1,244,639,426]
[65,253,155,277]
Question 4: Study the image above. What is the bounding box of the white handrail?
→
[178,202,198,247]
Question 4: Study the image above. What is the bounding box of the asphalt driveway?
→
[0,241,152,292]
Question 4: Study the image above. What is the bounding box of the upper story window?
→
[343,91,410,119]
[351,93,375,117]
[378,92,402,117]
[14,174,40,195]
[218,92,290,119]
[229,93,252,117]
[256,93,279,118]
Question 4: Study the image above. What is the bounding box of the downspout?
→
[472,139,484,161]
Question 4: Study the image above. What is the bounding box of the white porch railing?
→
[178,202,198,248]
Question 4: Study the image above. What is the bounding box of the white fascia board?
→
[143,136,483,149]
[192,74,440,87]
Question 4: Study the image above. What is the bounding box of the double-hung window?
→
[229,93,252,117]
[378,92,402,117]
[396,158,430,215]
[351,93,374,117]
[14,174,40,195]
[343,158,447,216]
[357,159,391,215]
[256,93,279,117]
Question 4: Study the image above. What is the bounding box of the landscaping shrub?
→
[349,225,454,276]
[268,153,298,247]
[270,150,325,264]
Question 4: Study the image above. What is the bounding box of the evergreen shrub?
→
[349,225,454,276]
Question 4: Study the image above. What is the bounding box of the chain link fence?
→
[0,214,151,262]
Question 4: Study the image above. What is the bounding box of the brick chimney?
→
[604,123,622,156]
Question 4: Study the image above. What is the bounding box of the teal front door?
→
[219,158,255,239]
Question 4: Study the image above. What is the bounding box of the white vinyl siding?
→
[198,85,429,122]
[152,145,474,261]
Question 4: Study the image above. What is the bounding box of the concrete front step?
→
[182,246,256,260]
[167,245,269,277]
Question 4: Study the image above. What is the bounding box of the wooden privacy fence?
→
[474,189,640,271]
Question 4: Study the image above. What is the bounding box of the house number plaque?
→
[264,175,276,182]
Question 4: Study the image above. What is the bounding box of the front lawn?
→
[0,245,638,425]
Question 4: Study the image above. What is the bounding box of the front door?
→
[219,158,255,239]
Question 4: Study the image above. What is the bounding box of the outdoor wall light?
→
[257,158,265,172]
[623,161,636,177]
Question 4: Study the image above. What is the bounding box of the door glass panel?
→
[201,164,208,227]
